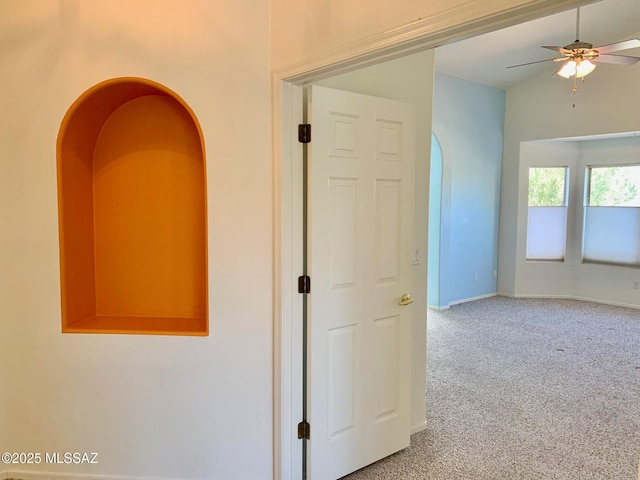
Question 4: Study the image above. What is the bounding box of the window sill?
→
[525,259,565,263]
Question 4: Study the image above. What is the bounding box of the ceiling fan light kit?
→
[557,60,577,78]
[576,59,596,78]
[507,6,640,87]
[557,60,576,78]
[558,59,597,79]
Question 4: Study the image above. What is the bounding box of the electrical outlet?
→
[493,270,498,278]
[473,273,478,282]
[634,280,639,290]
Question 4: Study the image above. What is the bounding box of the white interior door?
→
[307,85,415,480]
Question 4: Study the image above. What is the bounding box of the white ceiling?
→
[434,0,640,90]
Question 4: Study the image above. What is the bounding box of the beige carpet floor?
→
[342,296,640,479]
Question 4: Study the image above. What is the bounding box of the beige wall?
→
[271,0,587,71]
[271,0,446,67]
[0,1,272,478]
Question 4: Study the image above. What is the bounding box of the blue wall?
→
[429,72,505,307]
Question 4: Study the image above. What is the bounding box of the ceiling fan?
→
[507,6,640,81]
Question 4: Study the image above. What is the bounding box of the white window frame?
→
[582,164,640,267]
[525,166,569,262]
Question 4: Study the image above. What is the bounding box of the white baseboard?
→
[436,291,640,311]
[2,471,183,480]
[448,292,497,307]
[570,295,640,310]
[428,292,498,311]
[427,304,449,311]
[410,420,427,435]
[500,292,571,300]
[499,292,640,310]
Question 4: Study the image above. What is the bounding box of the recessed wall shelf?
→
[57,77,208,335]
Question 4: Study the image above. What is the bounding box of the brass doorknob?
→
[399,293,414,306]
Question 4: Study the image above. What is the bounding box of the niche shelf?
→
[57,77,208,335]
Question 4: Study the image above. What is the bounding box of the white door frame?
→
[272,2,589,478]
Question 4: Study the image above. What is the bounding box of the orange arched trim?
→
[57,77,208,335]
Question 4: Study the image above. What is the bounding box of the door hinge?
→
[297,420,310,440]
[298,124,311,143]
[298,275,311,294]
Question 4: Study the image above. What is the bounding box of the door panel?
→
[307,85,415,479]
[375,179,402,282]
[328,179,358,289]
[327,324,357,438]
[373,314,400,420]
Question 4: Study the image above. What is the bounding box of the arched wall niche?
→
[57,77,208,335]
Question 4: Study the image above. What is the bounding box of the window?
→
[583,165,640,266]
[526,167,568,261]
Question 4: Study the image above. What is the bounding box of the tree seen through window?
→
[528,167,567,206]
[588,166,640,207]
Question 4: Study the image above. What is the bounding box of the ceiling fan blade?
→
[593,54,640,65]
[593,39,640,55]
[542,45,572,54]
[506,58,556,69]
